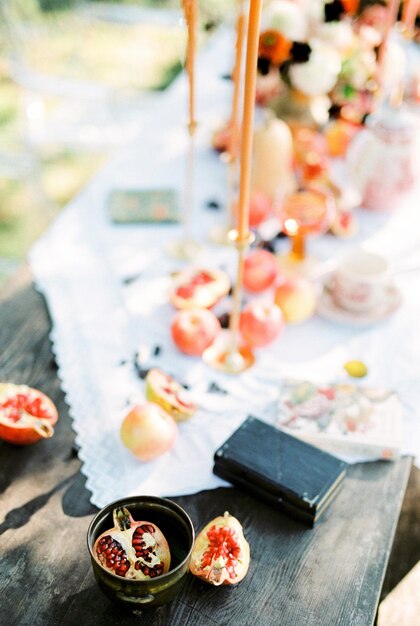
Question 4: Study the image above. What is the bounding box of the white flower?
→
[264,0,308,42]
[358,25,382,49]
[295,0,325,28]
[317,20,355,53]
[289,40,342,96]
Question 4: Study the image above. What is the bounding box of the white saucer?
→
[317,281,403,327]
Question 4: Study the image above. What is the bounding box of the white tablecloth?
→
[29,29,420,508]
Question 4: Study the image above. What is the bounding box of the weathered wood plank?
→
[0,269,413,626]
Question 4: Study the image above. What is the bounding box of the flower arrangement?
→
[256,0,405,125]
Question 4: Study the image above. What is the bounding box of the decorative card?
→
[108,189,179,223]
[277,380,402,461]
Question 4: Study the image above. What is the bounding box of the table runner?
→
[29,29,420,508]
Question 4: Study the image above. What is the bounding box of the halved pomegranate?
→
[170,267,230,310]
[145,369,196,422]
[0,383,58,445]
[94,507,171,580]
[190,511,250,586]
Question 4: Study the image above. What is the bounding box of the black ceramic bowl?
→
[87,496,195,610]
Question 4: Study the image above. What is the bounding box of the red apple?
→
[239,300,284,348]
[244,249,278,293]
[120,402,177,462]
[171,308,221,356]
[274,277,317,323]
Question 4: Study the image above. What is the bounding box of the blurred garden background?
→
[0,0,229,286]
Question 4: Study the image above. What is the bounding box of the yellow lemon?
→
[344,360,368,378]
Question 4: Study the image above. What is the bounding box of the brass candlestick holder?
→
[203,229,255,374]
[166,121,203,260]
[210,1,245,247]
[166,0,202,261]
[209,153,238,245]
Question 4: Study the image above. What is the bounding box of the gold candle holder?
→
[166,0,202,261]
[209,153,238,245]
[205,0,262,373]
[203,229,255,374]
[166,121,203,260]
[210,1,246,247]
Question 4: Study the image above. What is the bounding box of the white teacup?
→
[331,248,391,313]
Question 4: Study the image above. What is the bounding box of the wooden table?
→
[0,270,412,626]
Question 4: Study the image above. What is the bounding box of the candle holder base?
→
[209,225,235,246]
[166,238,203,261]
[276,252,318,278]
[203,330,255,374]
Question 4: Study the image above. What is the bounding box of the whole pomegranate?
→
[243,249,278,293]
[0,383,58,445]
[94,507,171,580]
[171,308,221,357]
[190,511,250,586]
[120,402,177,462]
[249,190,273,228]
[239,300,284,347]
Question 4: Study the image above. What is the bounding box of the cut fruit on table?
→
[170,267,230,310]
[94,507,171,580]
[145,368,197,421]
[190,511,250,586]
[0,383,58,445]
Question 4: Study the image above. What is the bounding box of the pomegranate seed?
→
[176,285,195,299]
[200,524,241,578]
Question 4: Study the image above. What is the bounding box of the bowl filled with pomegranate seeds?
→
[87,496,195,610]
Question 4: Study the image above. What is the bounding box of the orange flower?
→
[258,30,292,65]
[341,0,359,15]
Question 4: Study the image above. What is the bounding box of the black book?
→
[213,416,348,527]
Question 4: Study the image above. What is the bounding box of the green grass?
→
[0,0,232,288]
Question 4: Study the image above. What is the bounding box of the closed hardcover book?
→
[276,380,402,461]
[213,416,347,526]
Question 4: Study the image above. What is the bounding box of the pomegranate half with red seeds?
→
[170,267,230,310]
[0,383,58,445]
[145,369,196,422]
[190,511,250,586]
[94,507,171,580]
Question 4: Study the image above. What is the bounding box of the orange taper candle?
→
[402,0,419,34]
[229,2,246,160]
[182,0,198,135]
[236,0,263,241]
